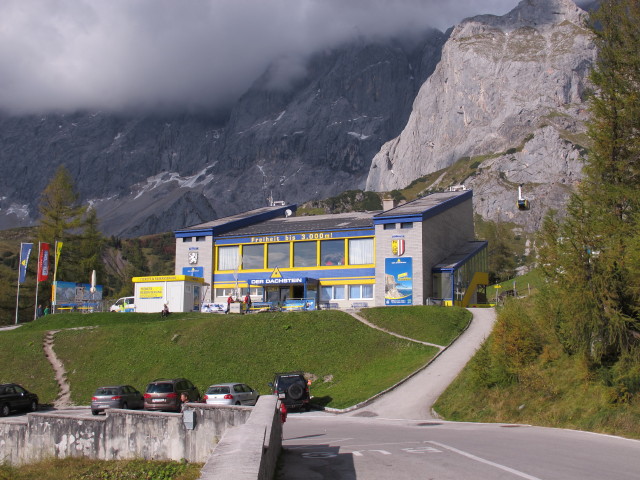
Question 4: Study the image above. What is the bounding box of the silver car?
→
[91,385,144,415]
[203,383,259,406]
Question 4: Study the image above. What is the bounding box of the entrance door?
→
[292,285,304,299]
[279,287,290,302]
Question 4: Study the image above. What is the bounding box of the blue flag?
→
[18,243,33,284]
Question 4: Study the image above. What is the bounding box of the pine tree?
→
[539,0,640,362]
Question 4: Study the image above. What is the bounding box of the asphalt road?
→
[280,415,640,480]
[345,307,496,419]
[278,308,640,479]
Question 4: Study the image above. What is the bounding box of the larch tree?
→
[37,165,104,284]
[538,0,640,363]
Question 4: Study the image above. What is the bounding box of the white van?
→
[110,296,135,312]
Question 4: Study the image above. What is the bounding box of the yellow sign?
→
[270,267,282,279]
[140,286,164,299]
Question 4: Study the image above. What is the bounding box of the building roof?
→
[432,241,487,270]
[374,190,472,222]
[218,211,375,237]
[183,206,290,230]
[175,205,295,237]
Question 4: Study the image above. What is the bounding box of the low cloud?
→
[0,0,564,115]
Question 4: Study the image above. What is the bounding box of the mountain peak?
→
[463,0,587,32]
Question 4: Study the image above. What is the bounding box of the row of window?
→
[182,236,207,242]
[383,222,413,230]
[321,284,373,301]
[213,284,374,301]
[217,238,374,271]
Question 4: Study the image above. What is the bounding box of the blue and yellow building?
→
[174,190,488,309]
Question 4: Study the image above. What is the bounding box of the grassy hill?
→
[433,295,640,440]
[0,306,470,410]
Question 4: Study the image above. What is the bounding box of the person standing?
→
[37,304,44,318]
[43,304,50,316]
[243,293,252,314]
[226,294,233,314]
[180,392,189,412]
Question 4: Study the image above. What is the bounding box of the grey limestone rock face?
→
[365,0,595,214]
[0,31,447,236]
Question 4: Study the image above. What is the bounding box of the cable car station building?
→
[174,190,488,310]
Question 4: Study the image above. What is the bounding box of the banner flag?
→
[37,242,50,282]
[55,241,63,273]
[18,243,33,284]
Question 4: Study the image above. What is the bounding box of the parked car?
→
[109,296,135,312]
[143,378,200,412]
[268,372,310,411]
[203,383,259,406]
[0,383,38,416]
[91,385,144,415]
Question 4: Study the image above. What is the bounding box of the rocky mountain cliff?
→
[0,31,446,236]
[366,0,596,232]
[0,0,596,237]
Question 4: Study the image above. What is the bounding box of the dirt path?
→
[42,327,95,408]
[43,330,72,408]
[348,310,445,350]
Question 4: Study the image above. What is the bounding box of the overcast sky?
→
[0,0,572,115]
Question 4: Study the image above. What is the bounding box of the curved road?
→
[347,307,496,419]
[280,308,640,479]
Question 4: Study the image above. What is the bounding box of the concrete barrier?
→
[198,395,282,480]
[0,404,251,465]
[0,397,282,480]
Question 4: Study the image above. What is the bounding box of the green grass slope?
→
[1,307,468,410]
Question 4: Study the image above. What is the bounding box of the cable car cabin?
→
[517,184,530,210]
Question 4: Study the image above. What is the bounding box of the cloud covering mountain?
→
[0,0,524,115]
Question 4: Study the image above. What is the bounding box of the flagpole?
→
[34,242,41,321]
[15,242,22,325]
[52,240,57,313]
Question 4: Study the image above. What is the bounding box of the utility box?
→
[132,275,208,313]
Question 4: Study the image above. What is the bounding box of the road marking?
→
[285,438,354,450]
[350,450,391,457]
[401,446,442,454]
[427,441,544,480]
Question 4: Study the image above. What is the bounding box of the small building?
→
[174,190,488,310]
[132,275,207,313]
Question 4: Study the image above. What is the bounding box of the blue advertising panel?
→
[55,281,103,308]
[384,257,413,305]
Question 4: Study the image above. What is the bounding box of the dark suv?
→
[143,378,200,412]
[269,372,310,411]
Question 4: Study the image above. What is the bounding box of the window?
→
[268,243,290,268]
[294,241,317,267]
[321,240,344,266]
[349,284,374,299]
[243,244,264,269]
[218,246,239,270]
[383,223,396,230]
[401,222,413,229]
[321,285,345,300]
[196,236,206,242]
[182,237,193,242]
[348,238,373,264]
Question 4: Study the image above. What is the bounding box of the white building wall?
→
[175,236,213,302]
